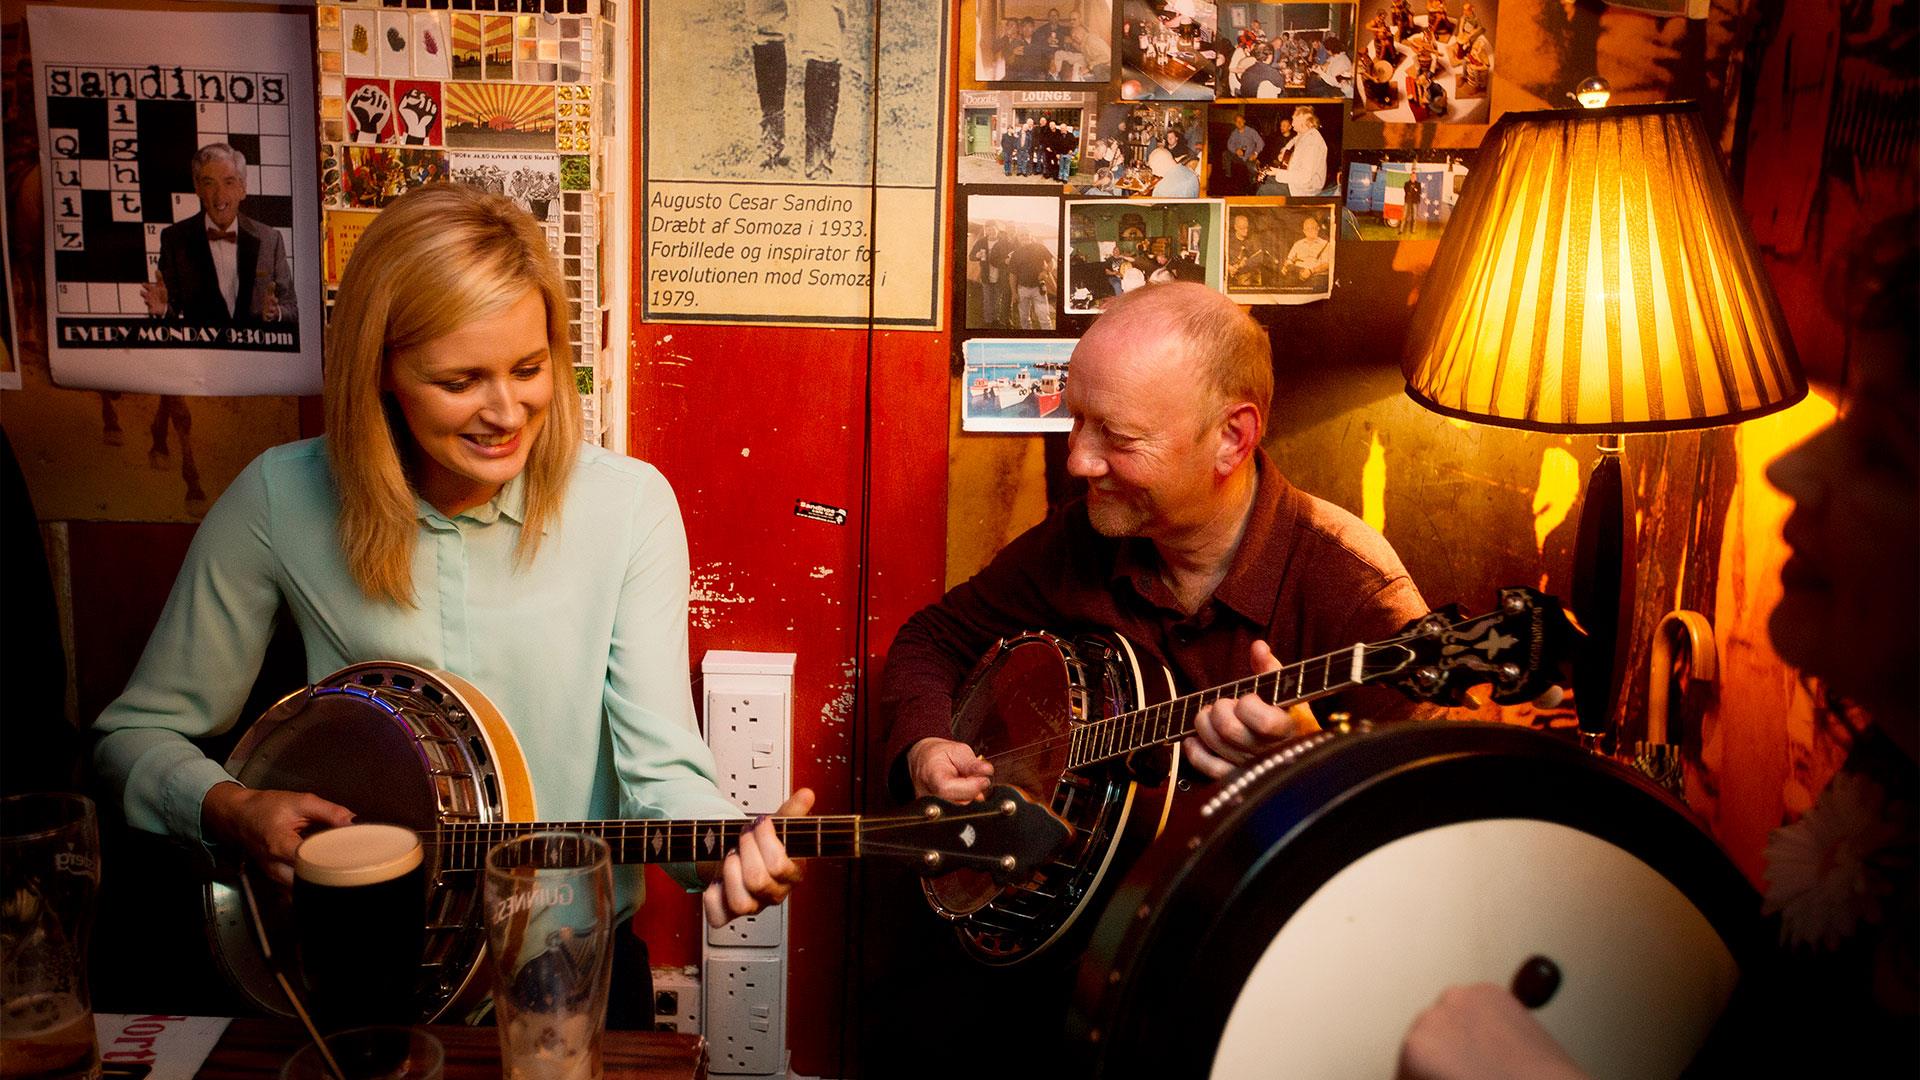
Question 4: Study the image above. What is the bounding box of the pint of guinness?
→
[293,824,427,1031]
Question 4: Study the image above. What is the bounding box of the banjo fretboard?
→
[1063,640,1419,770]
[432,817,863,870]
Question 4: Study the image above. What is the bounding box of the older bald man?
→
[880,281,1428,804]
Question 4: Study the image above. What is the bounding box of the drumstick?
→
[237,874,348,1080]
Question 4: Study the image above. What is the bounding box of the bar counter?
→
[191,1019,707,1079]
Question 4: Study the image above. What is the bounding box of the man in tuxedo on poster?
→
[142,142,297,328]
[866,283,1429,1075]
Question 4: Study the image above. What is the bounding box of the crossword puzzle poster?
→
[27,7,322,395]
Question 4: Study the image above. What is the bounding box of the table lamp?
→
[1402,99,1805,751]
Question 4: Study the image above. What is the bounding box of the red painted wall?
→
[623,323,950,1073]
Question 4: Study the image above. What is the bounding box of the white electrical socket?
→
[700,651,794,1078]
[650,965,701,1034]
[704,956,784,1075]
[707,691,787,814]
[708,891,786,949]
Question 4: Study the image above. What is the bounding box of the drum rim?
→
[1071,722,1762,1077]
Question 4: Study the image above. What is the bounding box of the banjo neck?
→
[1064,640,1418,771]
[1062,591,1569,771]
[425,795,1067,874]
[430,817,863,871]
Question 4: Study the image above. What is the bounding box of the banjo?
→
[923,587,1578,966]
[203,661,1071,1023]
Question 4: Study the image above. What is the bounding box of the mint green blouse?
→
[92,438,740,910]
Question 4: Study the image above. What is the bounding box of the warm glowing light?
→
[1572,76,1613,109]
[1532,446,1581,553]
[1360,431,1387,533]
[1404,102,1804,435]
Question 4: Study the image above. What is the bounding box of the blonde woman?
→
[92,186,807,1002]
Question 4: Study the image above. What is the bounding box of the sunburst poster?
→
[443,82,556,150]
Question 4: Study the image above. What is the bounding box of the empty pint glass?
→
[293,824,427,1031]
[0,794,101,1080]
[483,833,612,1080]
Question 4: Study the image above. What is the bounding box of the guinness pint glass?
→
[1,794,101,1080]
[293,824,427,1031]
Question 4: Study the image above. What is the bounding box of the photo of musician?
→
[1216,4,1356,98]
[92,186,809,1025]
[1207,102,1344,198]
[1340,148,1474,240]
[141,143,297,328]
[872,281,1429,1070]
[1350,0,1494,123]
[1224,209,1281,289]
[1279,208,1333,286]
[1261,104,1334,195]
[974,0,1114,83]
[1062,199,1222,313]
[1118,0,1219,100]
[1219,112,1266,192]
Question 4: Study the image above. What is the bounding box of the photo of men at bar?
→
[973,0,1115,83]
[1070,99,1206,195]
[1118,0,1220,100]
[1217,3,1357,99]
[1063,197,1221,312]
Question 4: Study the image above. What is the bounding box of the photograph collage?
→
[315,0,611,433]
[957,0,1494,431]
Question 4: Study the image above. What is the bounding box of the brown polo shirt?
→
[878,450,1429,799]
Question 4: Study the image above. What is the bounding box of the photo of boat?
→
[960,339,1078,433]
[1033,361,1068,418]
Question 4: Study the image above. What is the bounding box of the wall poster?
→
[315,0,617,441]
[643,0,952,328]
[26,6,322,396]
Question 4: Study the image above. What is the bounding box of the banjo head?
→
[927,634,1081,918]
[205,662,511,1023]
[1071,722,1760,1079]
[924,632,1163,967]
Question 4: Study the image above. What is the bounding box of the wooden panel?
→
[68,522,199,724]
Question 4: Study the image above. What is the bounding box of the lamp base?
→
[1570,440,1634,754]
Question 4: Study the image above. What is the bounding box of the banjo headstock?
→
[878,786,1073,883]
[1388,588,1582,705]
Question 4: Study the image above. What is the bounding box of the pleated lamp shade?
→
[1403,101,1806,433]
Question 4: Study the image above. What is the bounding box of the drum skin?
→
[225,691,442,833]
[1070,722,1761,1079]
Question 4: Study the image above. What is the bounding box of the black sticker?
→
[794,499,848,526]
